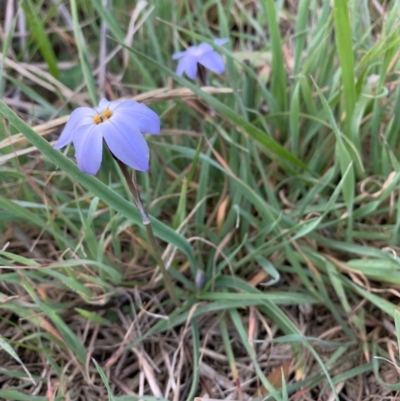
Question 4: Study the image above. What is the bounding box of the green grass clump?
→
[1,0,400,400]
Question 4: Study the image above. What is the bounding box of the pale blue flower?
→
[55,98,160,175]
[172,38,228,80]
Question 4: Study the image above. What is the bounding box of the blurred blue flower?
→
[172,38,228,80]
[55,98,160,175]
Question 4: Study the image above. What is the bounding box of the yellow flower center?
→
[93,109,113,125]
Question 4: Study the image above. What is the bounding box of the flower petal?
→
[73,124,104,175]
[172,50,187,60]
[214,38,228,46]
[98,98,110,109]
[109,100,160,135]
[176,55,198,80]
[54,107,95,149]
[199,51,225,74]
[197,43,213,54]
[101,118,151,171]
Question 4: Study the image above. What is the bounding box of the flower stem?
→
[117,161,181,307]
[197,63,209,86]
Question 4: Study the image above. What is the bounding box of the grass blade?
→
[21,0,60,78]
[261,0,288,113]
[333,0,356,133]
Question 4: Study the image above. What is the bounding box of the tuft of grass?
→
[1,0,400,400]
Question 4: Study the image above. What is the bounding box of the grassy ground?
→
[1,0,400,400]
